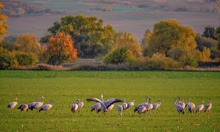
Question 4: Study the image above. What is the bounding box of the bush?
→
[15,52,38,66]
[128,54,181,70]
[183,55,198,67]
[104,48,133,64]
[0,48,18,69]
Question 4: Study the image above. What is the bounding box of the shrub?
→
[0,47,18,69]
[104,48,133,64]
[15,52,38,66]
[129,53,181,70]
[183,55,198,67]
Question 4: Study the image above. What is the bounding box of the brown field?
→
[6,0,220,41]
[7,11,219,41]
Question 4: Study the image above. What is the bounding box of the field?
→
[6,1,220,40]
[0,71,219,131]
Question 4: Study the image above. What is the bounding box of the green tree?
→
[214,26,220,60]
[0,47,17,69]
[41,14,116,58]
[0,35,19,51]
[15,52,38,66]
[0,2,8,43]
[195,34,218,59]
[142,29,152,56]
[215,26,220,48]
[104,48,133,64]
[202,26,216,40]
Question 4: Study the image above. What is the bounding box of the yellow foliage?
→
[15,33,42,54]
[116,32,142,57]
[0,2,8,42]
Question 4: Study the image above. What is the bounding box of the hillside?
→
[3,0,220,40]
[2,0,220,17]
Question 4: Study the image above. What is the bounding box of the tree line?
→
[0,2,220,70]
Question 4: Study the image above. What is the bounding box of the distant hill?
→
[1,0,66,17]
[4,0,220,40]
[2,0,220,17]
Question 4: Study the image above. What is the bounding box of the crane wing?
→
[104,98,123,108]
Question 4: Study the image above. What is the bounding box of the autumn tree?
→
[115,32,142,57]
[0,2,8,43]
[144,19,210,66]
[46,32,77,65]
[104,32,141,64]
[14,33,44,61]
[41,14,116,58]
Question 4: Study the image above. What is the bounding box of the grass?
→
[0,71,219,131]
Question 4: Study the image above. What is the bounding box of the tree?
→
[115,32,142,57]
[214,26,220,60]
[104,48,133,64]
[215,26,220,48]
[202,26,216,40]
[46,32,77,65]
[0,2,8,43]
[142,29,153,56]
[195,34,218,59]
[145,19,210,65]
[0,47,17,69]
[41,14,116,58]
[14,33,44,61]
[14,52,38,66]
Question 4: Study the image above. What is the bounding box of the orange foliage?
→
[47,32,77,64]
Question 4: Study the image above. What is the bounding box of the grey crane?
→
[152,98,161,110]
[137,98,153,114]
[28,98,38,110]
[127,100,135,109]
[7,98,18,113]
[174,98,184,116]
[91,103,102,113]
[87,94,123,113]
[76,99,84,112]
[116,105,123,117]
[145,98,153,112]
[134,96,149,113]
[122,98,128,110]
[204,98,212,113]
[177,97,185,109]
[31,96,44,111]
[106,102,114,112]
[185,98,195,114]
[137,105,147,114]
[39,100,53,112]
[195,100,204,113]
[17,104,29,112]
[91,93,103,113]
[96,94,115,113]
[71,101,78,113]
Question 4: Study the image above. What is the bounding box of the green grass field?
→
[0,71,219,131]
